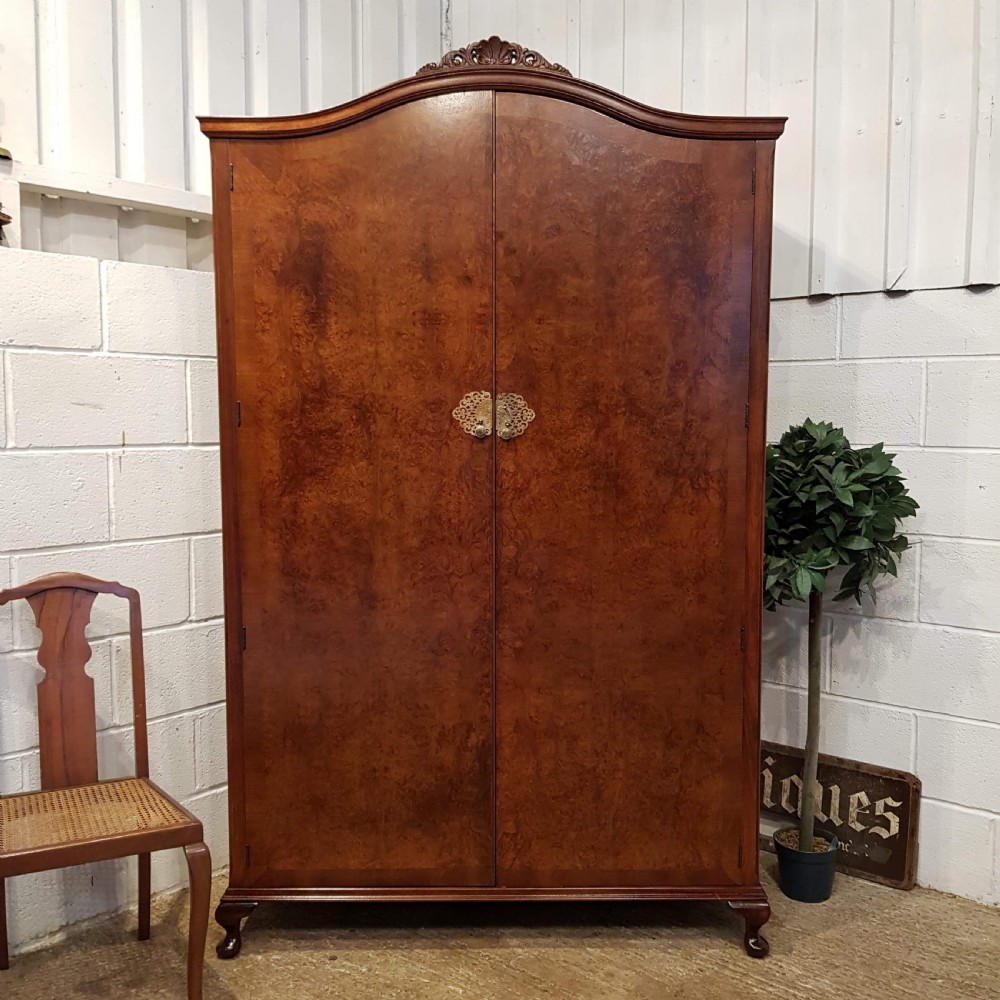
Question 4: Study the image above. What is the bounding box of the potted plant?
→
[764,419,918,902]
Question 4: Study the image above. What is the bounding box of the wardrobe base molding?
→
[214,883,770,958]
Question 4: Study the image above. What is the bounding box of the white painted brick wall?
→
[0,250,102,349]
[2,261,1000,951]
[7,353,188,447]
[0,248,228,955]
[102,260,216,356]
[765,285,1000,907]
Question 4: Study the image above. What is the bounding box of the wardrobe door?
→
[494,94,755,887]
[226,93,495,887]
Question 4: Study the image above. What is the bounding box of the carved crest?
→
[417,36,572,77]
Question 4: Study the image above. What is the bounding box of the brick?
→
[825,546,919,623]
[102,260,216,356]
[8,352,187,447]
[0,452,109,550]
[895,449,1000,540]
[184,786,228,869]
[0,557,12,653]
[0,249,102,349]
[152,785,228,892]
[761,684,915,771]
[110,448,221,539]
[841,286,1000,358]
[1,350,6,445]
[0,642,112,754]
[761,605,809,687]
[829,617,1000,724]
[11,538,190,646]
[916,801,997,903]
[194,703,228,790]
[6,859,131,951]
[925,360,1000,449]
[113,622,224,722]
[191,534,223,620]
[188,359,219,443]
[96,715,197,799]
[919,541,1000,631]
[767,361,923,446]
[21,751,39,790]
[0,755,22,795]
[769,296,838,362]
[917,716,1000,813]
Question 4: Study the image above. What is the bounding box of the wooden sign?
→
[759,741,921,889]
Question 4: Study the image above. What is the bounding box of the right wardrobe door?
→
[494,93,757,888]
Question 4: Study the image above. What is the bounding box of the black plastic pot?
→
[774,827,839,903]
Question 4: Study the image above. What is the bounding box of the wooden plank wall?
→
[1,0,998,295]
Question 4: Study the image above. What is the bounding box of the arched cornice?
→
[199,39,785,142]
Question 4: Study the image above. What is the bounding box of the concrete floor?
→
[3,859,999,999]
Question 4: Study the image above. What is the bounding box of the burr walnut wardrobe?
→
[200,37,785,959]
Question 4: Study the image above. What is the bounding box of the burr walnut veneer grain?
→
[200,42,784,960]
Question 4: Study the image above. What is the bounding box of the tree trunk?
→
[798,588,823,851]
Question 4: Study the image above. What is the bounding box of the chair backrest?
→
[0,573,149,790]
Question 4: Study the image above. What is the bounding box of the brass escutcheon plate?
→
[496,392,535,440]
[452,391,493,438]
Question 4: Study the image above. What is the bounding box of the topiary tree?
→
[764,419,918,852]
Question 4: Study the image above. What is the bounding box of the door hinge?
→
[229,163,234,191]
[740,626,746,651]
[245,845,251,867]
[744,403,749,428]
[751,166,756,195]
[240,625,247,650]
[236,400,242,427]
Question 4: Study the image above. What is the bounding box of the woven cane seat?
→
[0,778,192,855]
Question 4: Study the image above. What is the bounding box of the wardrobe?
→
[200,37,785,959]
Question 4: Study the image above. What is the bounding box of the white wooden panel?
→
[246,0,305,116]
[811,2,892,295]
[186,220,215,272]
[518,0,577,73]
[0,178,24,248]
[18,191,43,252]
[968,0,1000,284]
[0,0,41,163]
[580,0,624,91]
[304,0,360,109]
[117,0,186,189]
[682,0,748,115]
[39,197,119,260]
[907,0,977,289]
[623,0,683,110]
[746,0,815,299]
[885,0,915,290]
[118,212,188,268]
[37,0,117,175]
[399,0,443,75]
[187,0,247,194]
[454,0,520,49]
[362,0,402,91]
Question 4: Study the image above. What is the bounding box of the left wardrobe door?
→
[224,92,496,888]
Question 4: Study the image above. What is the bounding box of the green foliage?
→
[765,419,919,609]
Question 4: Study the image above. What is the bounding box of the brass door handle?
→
[452,391,492,438]
[452,391,535,439]
[496,393,535,440]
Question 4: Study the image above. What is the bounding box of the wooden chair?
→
[0,573,211,999]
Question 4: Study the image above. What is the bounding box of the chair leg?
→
[183,843,211,1000]
[0,877,9,971]
[138,853,151,941]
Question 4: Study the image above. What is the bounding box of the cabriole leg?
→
[728,899,771,958]
[214,898,257,960]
